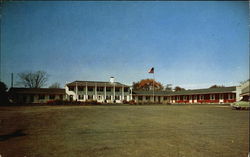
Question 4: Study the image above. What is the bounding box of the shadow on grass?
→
[0,129,27,141]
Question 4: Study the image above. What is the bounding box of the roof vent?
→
[110,77,115,83]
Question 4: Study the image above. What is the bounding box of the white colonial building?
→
[65,77,132,103]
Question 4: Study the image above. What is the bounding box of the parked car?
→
[231,100,250,110]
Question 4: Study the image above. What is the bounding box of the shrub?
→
[122,100,129,104]
[47,100,69,105]
[128,100,136,105]
[85,100,101,105]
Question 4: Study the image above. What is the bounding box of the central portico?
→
[65,77,132,103]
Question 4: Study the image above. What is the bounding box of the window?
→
[115,96,120,100]
[228,94,235,100]
[172,96,175,100]
[199,95,204,100]
[189,96,192,100]
[88,87,94,92]
[97,87,104,92]
[49,95,55,99]
[124,87,129,92]
[219,94,224,99]
[138,96,143,100]
[194,95,197,100]
[78,95,84,100]
[22,95,27,102]
[30,95,34,102]
[106,87,111,92]
[163,96,168,100]
[115,88,120,92]
[88,95,93,100]
[176,96,180,101]
[183,96,187,101]
[106,96,111,100]
[78,86,84,91]
[69,86,74,91]
[146,96,150,100]
[124,96,127,100]
[59,95,63,100]
[39,95,45,100]
[210,94,215,100]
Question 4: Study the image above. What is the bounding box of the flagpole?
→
[148,67,155,103]
[153,73,155,103]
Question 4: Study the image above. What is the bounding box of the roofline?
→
[9,87,65,90]
[66,80,130,87]
[132,91,236,96]
[165,91,236,96]
[132,86,236,96]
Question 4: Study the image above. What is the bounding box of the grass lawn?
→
[0,104,249,157]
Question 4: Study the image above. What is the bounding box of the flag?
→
[148,67,154,73]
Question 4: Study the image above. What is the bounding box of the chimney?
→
[110,77,115,83]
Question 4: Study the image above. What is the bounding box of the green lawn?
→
[0,104,249,157]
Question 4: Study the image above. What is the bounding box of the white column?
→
[75,82,78,101]
[113,83,115,102]
[236,86,241,101]
[130,87,133,101]
[95,83,97,100]
[104,83,106,101]
[122,85,124,101]
[85,82,88,101]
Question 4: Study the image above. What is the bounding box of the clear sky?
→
[1,1,249,89]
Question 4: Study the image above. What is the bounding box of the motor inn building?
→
[9,77,248,104]
[132,86,239,104]
[9,88,66,104]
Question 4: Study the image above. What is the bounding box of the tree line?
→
[1,70,232,91]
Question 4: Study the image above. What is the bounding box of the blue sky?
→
[1,1,249,89]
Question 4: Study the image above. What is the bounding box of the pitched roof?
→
[169,86,236,95]
[9,88,65,94]
[66,80,130,87]
[133,86,236,96]
[132,90,171,96]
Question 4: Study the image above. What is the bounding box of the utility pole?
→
[11,73,14,88]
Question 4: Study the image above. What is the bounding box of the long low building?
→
[132,86,239,104]
[9,88,66,103]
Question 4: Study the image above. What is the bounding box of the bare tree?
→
[17,71,48,88]
[49,82,61,88]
